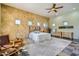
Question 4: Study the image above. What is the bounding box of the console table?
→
[52,32,73,40]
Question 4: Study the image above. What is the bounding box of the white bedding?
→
[29,31,51,42]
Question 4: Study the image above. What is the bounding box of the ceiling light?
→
[28,21,32,26]
[63,21,68,26]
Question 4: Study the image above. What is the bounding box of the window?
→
[15,19,21,25]
[28,21,32,26]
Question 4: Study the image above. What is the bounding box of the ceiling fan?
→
[46,4,63,13]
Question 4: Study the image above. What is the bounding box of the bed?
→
[29,31,51,42]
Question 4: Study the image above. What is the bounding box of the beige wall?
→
[0,4,1,35]
[1,4,49,40]
[49,11,79,41]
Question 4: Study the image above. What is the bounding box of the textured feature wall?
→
[1,4,49,40]
[0,4,1,35]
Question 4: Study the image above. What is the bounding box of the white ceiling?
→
[4,3,79,18]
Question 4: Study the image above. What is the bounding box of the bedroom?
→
[0,3,79,56]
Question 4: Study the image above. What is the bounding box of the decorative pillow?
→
[34,31,40,33]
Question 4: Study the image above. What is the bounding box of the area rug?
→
[58,42,79,56]
[24,37,72,56]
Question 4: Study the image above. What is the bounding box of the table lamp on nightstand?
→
[28,20,32,33]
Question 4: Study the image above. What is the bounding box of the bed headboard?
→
[29,25,48,33]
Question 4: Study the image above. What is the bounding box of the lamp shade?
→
[28,21,32,26]
[43,23,48,28]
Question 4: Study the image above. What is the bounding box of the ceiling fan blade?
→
[55,6,63,9]
[53,4,56,8]
[53,10,57,13]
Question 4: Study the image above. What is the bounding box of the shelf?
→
[59,26,73,29]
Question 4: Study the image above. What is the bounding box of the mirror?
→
[43,23,48,28]
[63,21,69,26]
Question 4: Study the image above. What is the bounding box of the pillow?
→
[34,31,40,33]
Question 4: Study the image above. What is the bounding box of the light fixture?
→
[15,19,21,25]
[28,21,32,26]
[28,21,32,33]
[63,21,68,26]
[52,29,56,32]
[43,23,48,28]
[43,23,45,27]
[15,19,21,39]
[73,8,76,10]
[52,24,56,27]
[37,22,40,26]
[55,13,58,16]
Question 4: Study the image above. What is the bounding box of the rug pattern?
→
[58,42,79,56]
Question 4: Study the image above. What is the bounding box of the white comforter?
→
[29,31,51,42]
